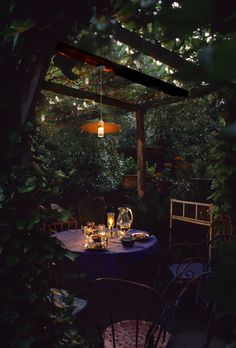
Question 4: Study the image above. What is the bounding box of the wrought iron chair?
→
[166,199,213,284]
[46,216,78,233]
[167,199,232,282]
[172,270,219,348]
[167,213,233,284]
[78,194,106,226]
[86,278,174,348]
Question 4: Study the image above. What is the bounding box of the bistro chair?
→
[167,216,233,284]
[167,199,213,284]
[86,278,174,348]
[171,270,225,348]
[46,216,78,234]
[44,216,79,292]
[78,194,106,226]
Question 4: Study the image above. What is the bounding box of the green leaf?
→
[27,211,40,230]
[164,40,175,50]
[54,170,66,179]
[18,177,36,193]
[9,18,35,35]
[0,19,35,40]
[32,161,46,176]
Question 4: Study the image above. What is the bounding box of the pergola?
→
[2,1,228,196]
[42,41,188,199]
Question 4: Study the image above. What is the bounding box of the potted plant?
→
[122,157,138,189]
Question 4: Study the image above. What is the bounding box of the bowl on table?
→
[131,232,150,242]
[120,236,135,247]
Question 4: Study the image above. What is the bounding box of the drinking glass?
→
[118,223,131,238]
[87,221,95,228]
[116,207,133,237]
[83,222,94,244]
[98,224,105,233]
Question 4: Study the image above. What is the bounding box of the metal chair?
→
[47,216,78,233]
[87,278,174,348]
[167,214,233,283]
[78,194,106,226]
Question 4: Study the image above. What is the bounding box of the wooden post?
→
[136,109,146,199]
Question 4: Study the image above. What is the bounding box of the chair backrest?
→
[169,199,212,261]
[47,216,78,233]
[78,194,106,226]
[88,278,170,347]
[166,231,233,286]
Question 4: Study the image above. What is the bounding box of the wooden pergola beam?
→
[42,81,137,111]
[56,41,188,97]
[136,109,146,199]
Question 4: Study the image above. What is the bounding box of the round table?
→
[54,229,160,285]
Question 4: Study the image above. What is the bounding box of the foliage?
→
[1,2,236,346]
[37,122,126,196]
[145,97,222,201]
[207,238,236,312]
[50,288,87,347]
[0,124,86,347]
[208,134,236,218]
[123,157,137,174]
[38,82,222,203]
[206,238,236,346]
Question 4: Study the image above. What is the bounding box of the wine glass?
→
[83,222,95,246]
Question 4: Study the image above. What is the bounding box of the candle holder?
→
[107,212,116,238]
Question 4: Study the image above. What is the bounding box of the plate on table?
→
[131,232,150,242]
[85,243,108,251]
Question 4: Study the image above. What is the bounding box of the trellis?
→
[42,41,188,199]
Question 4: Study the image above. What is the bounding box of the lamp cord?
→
[100,67,103,122]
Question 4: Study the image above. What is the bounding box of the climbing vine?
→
[208,133,236,222]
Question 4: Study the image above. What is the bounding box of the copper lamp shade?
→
[81,121,121,134]
[80,67,121,137]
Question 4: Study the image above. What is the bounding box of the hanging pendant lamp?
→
[80,66,121,137]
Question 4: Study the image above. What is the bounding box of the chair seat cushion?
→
[169,263,211,280]
[103,319,171,348]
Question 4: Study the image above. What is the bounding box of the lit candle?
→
[107,212,115,237]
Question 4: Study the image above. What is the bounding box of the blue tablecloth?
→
[54,229,160,284]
